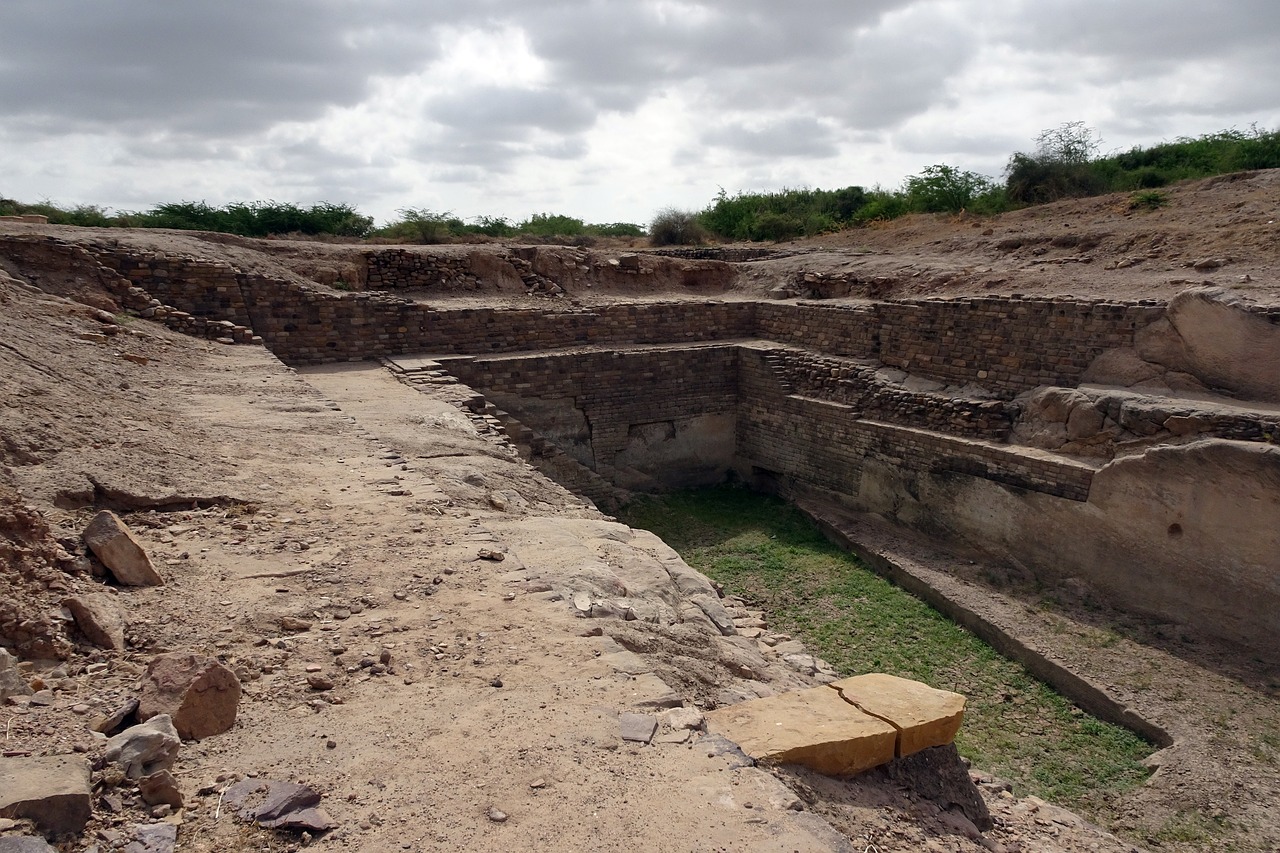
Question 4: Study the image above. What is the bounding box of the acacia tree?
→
[905,165,996,213]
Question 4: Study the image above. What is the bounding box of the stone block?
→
[829,673,965,757]
[83,511,163,587]
[63,593,126,650]
[705,684,897,777]
[0,755,92,837]
[138,653,241,740]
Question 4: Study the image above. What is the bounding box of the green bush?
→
[649,208,706,246]
[905,164,997,213]
[698,186,868,242]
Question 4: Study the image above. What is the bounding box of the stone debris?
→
[138,769,184,809]
[477,548,505,561]
[619,712,658,744]
[223,778,337,832]
[663,706,705,731]
[486,807,509,823]
[104,715,181,780]
[883,743,992,831]
[63,593,126,650]
[0,754,92,837]
[706,682,898,777]
[137,652,241,740]
[122,822,177,853]
[83,510,164,586]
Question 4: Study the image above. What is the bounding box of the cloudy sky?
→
[2,1,1278,227]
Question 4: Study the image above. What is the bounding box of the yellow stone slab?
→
[830,673,965,757]
[704,685,897,776]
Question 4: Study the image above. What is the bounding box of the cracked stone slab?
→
[828,673,965,758]
[705,686,897,776]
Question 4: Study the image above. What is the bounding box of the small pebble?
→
[487,807,508,823]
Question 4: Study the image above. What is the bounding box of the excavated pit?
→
[5,216,1280,850]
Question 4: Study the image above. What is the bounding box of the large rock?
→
[137,653,240,740]
[705,683,897,776]
[1138,287,1280,402]
[0,838,58,853]
[82,511,163,586]
[830,673,965,757]
[0,648,32,703]
[0,755,92,837]
[63,593,126,650]
[104,715,180,779]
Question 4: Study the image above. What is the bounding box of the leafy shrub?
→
[699,186,867,242]
[649,208,706,246]
[852,190,910,224]
[905,164,997,213]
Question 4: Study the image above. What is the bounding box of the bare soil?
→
[2,171,1278,853]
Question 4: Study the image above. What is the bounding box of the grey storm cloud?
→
[427,87,597,139]
[0,0,458,135]
[702,117,840,159]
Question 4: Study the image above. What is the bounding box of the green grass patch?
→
[619,484,1152,817]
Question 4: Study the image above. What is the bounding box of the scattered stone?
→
[619,713,658,745]
[138,770,184,809]
[663,706,705,731]
[138,652,241,740]
[104,714,181,780]
[529,778,546,789]
[63,593,127,650]
[83,511,164,587]
[489,677,503,688]
[307,674,335,691]
[123,822,177,853]
[487,807,509,823]
[28,690,54,707]
[477,548,505,562]
[280,616,313,633]
[0,754,92,837]
[223,779,337,832]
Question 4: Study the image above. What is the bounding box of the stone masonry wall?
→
[442,347,739,475]
[736,350,1095,502]
[766,348,1016,440]
[757,299,1165,395]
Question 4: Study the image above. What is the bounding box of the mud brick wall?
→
[767,349,1016,439]
[876,298,1164,393]
[364,250,476,290]
[737,350,1094,501]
